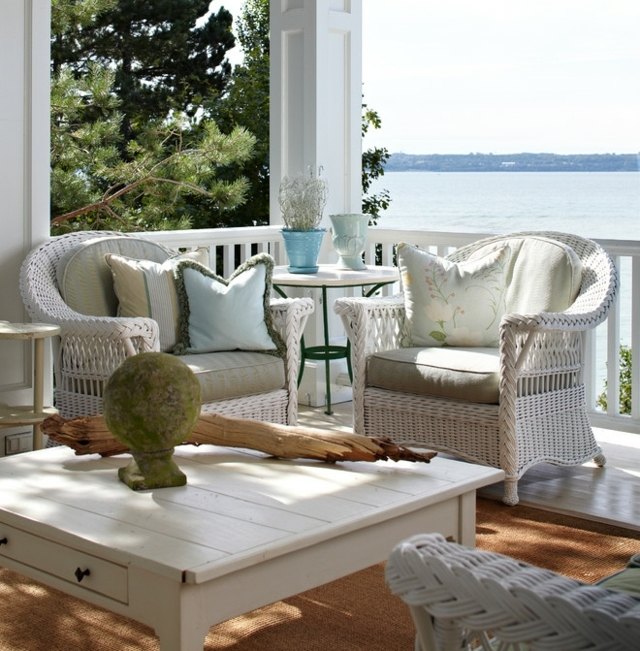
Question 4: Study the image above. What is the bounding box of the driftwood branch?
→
[42,412,436,464]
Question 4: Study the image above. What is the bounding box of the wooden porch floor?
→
[298,402,640,533]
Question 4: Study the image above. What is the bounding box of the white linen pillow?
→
[467,236,583,314]
[174,254,283,355]
[397,242,509,347]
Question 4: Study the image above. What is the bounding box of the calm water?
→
[371,171,640,240]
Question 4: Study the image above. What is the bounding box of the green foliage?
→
[50,1,123,222]
[50,0,393,232]
[52,0,234,138]
[235,0,270,61]
[50,61,123,222]
[597,345,632,414]
[362,104,391,224]
[209,0,270,228]
[51,0,117,34]
[52,114,255,233]
[50,0,253,233]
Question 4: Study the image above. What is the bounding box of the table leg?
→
[320,285,333,414]
[33,338,44,450]
[458,492,477,547]
[131,570,210,651]
[156,622,209,651]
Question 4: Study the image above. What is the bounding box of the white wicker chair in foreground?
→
[19,231,314,425]
[334,232,618,505]
[386,532,640,651]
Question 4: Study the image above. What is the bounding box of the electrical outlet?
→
[4,432,33,455]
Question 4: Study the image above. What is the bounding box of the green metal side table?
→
[273,264,399,414]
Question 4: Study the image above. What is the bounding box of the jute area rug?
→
[1,498,638,651]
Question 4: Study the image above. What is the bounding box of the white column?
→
[270,0,362,224]
[0,0,52,455]
[270,0,363,408]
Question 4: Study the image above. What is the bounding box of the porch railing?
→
[142,225,640,435]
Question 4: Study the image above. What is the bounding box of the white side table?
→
[0,321,60,450]
[273,265,399,414]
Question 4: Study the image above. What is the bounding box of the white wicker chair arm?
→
[60,316,161,355]
[19,254,163,355]
[269,296,315,424]
[51,316,161,418]
[334,294,407,354]
[19,244,157,355]
[499,313,587,379]
[334,294,406,435]
[55,317,160,396]
[500,306,611,334]
[386,533,640,651]
[21,286,162,354]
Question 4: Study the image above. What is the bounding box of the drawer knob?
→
[0,537,7,546]
[74,567,91,582]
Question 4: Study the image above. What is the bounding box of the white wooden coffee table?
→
[0,445,503,650]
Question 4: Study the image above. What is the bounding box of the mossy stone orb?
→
[104,352,201,451]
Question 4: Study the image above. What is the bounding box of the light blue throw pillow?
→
[174,254,283,355]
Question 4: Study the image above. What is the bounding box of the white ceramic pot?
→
[329,213,368,270]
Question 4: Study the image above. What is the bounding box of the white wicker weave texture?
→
[386,532,640,651]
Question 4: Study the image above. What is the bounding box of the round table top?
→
[0,321,61,340]
[273,264,399,288]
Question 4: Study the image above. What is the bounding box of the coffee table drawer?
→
[0,523,128,603]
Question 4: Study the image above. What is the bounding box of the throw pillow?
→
[174,253,284,355]
[58,236,171,317]
[104,249,208,353]
[397,242,509,347]
[467,235,583,314]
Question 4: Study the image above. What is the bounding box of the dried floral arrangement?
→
[278,170,328,230]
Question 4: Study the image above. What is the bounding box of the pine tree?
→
[51,0,235,141]
[50,0,255,233]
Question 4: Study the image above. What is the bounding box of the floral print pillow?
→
[397,242,509,347]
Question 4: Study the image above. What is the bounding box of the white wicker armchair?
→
[19,231,314,425]
[334,232,618,505]
[386,532,640,651]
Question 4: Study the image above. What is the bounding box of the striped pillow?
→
[105,251,206,352]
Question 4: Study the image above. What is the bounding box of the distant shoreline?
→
[385,152,639,173]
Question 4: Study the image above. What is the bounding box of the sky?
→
[212,1,640,155]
